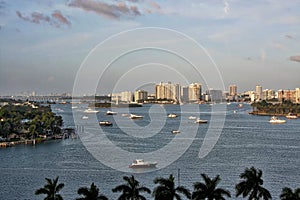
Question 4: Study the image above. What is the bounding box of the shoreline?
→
[249,111,300,117]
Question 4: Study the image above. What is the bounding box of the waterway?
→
[0,103,299,200]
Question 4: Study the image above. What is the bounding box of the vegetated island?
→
[0,100,74,147]
[249,100,300,116]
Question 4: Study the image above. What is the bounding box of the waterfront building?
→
[121,91,132,103]
[278,89,296,103]
[262,89,275,100]
[206,89,224,103]
[155,82,180,102]
[134,90,148,103]
[181,86,189,103]
[229,85,237,96]
[296,88,300,103]
[255,85,263,101]
[228,84,237,101]
[188,83,201,102]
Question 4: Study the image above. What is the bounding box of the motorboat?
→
[82,115,89,120]
[194,118,208,124]
[238,103,243,108]
[286,113,298,119]
[106,110,117,115]
[129,159,157,168]
[171,130,180,134]
[130,114,143,119]
[168,113,177,118]
[188,116,196,120]
[99,121,113,126]
[269,116,286,124]
[84,108,99,113]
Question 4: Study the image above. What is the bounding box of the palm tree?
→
[192,174,231,200]
[112,175,151,200]
[153,174,191,200]
[35,176,64,200]
[280,187,300,200]
[77,182,108,200]
[236,167,272,200]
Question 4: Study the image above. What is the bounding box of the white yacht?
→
[84,108,99,113]
[99,121,113,126]
[82,115,89,120]
[168,113,177,118]
[194,118,208,124]
[286,113,298,119]
[269,116,286,124]
[106,110,117,115]
[171,130,180,134]
[129,159,157,168]
[130,114,143,119]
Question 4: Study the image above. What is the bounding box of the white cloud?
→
[223,0,229,15]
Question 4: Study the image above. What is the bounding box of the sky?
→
[0,0,299,96]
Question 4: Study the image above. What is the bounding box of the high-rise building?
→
[134,90,148,103]
[188,83,201,102]
[206,89,224,102]
[229,85,237,96]
[121,91,132,103]
[262,89,275,100]
[155,82,181,102]
[296,88,300,103]
[256,85,263,100]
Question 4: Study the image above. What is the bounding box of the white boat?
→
[84,108,99,113]
[82,115,89,120]
[171,130,180,134]
[286,113,298,119]
[130,114,143,119]
[129,159,157,168]
[238,103,243,108]
[168,113,177,118]
[269,116,286,124]
[188,116,196,120]
[194,118,208,124]
[106,110,117,115]
[99,121,113,126]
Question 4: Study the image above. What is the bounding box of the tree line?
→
[35,166,299,200]
[251,100,300,115]
[0,103,63,140]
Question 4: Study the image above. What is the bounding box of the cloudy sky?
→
[0,0,299,95]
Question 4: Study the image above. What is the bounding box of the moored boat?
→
[269,116,286,124]
[82,115,89,120]
[194,118,208,123]
[168,113,177,118]
[84,108,99,113]
[129,159,157,168]
[286,113,298,119]
[99,121,113,126]
[106,110,117,115]
[130,114,143,119]
[171,130,180,134]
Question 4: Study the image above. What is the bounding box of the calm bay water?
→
[0,103,299,200]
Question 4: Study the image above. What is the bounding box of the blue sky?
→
[0,0,299,95]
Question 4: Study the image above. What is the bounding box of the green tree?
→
[280,187,300,200]
[192,174,231,200]
[77,182,108,200]
[153,174,191,200]
[236,167,272,200]
[112,175,151,200]
[35,176,65,200]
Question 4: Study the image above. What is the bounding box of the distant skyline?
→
[0,0,299,95]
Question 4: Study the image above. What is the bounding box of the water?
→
[0,103,299,200]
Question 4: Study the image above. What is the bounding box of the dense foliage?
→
[251,100,300,115]
[0,103,62,140]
